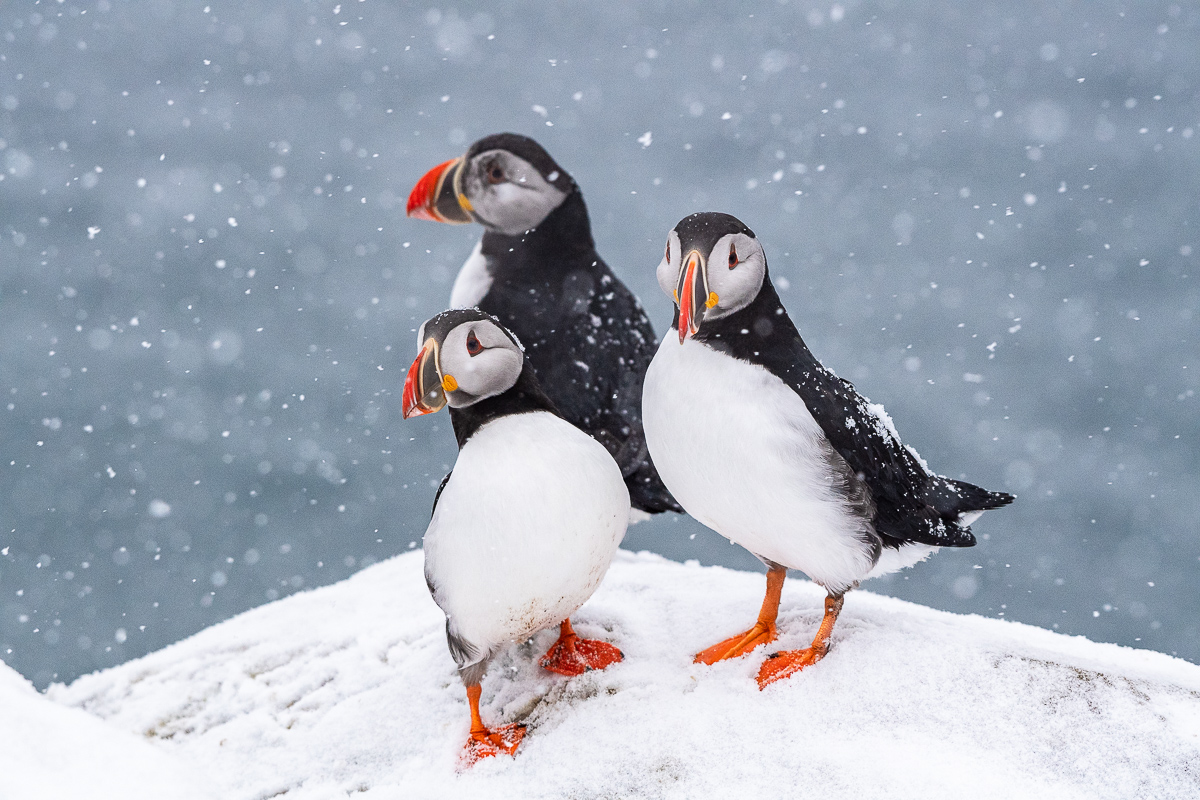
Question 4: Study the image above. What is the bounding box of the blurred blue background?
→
[1,0,1196,688]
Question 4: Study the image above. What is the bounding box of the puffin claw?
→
[461,724,526,766]
[540,634,623,676]
[756,645,827,689]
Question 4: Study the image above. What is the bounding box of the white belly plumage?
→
[449,240,492,309]
[644,336,889,592]
[423,411,629,668]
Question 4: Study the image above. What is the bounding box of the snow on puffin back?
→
[47,550,1200,800]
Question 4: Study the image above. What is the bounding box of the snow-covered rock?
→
[49,551,1200,799]
[0,661,215,800]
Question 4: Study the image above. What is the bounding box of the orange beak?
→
[406,157,472,224]
[676,250,709,343]
[401,339,447,418]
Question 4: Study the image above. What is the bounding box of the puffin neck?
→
[479,190,595,271]
[448,363,560,449]
[693,271,804,352]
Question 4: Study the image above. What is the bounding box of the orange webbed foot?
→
[540,634,623,676]
[755,592,845,688]
[693,621,778,665]
[756,645,827,688]
[696,567,786,665]
[461,723,526,766]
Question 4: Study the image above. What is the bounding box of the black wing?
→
[478,257,681,514]
[581,264,682,514]
[473,189,679,513]
[430,470,452,518]
[697,282,1012,548]
[782,357,1011,547]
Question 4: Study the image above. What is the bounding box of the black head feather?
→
[465,133,576,195]
[417,307,522,351]
[672,212,756,255]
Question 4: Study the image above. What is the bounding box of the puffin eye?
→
[665,242,671,264]
[728,245,738,269]
[486,163,505,184]
[466,331,483,356]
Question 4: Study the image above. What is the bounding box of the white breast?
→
[642,336,878,592]
[423,412,629,664]
[448,240,492,309]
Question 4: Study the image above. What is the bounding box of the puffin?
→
[402,307,629,763]
[406,133,681,518]
[641,212,1014,689]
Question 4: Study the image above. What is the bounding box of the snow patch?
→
[0,662,215,799]
[44,551,1200,799]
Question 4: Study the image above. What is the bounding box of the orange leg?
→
[461,683,525,766]
[540,619,623,677]
[756,593,845,689]
[695,566,786,665]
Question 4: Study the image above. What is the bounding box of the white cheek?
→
[656,257,677,300]
[459,359,496,391]
[492,183,523,205]
[454,350,521,399]
[476,182,563,235]
[708,258,764,318]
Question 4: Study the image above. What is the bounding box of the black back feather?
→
[474,182,681,514]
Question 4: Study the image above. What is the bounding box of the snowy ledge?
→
[19,551,1200,799]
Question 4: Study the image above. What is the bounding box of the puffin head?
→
[401,308,525,418]
[658,212,767,343]
[406,133,575,236]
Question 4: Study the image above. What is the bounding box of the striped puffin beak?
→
[406,157,473,224]
[676,249,716,343]
[402,338,448,418]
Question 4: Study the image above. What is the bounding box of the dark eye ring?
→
[486,164,505,184]
[665,242,671,264]
[466,331,483,356]
[728,245,738,269]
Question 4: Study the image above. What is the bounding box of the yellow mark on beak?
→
[442,374,459,392]
[456,193,474,214]
[706,292,719,309]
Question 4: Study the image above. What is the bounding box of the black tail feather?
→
[927,477,1015,518]
[626,464,685,515]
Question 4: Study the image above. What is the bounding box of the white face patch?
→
[460,150,568,236]
[656,229,682,301]
[702,233,766,320]
[438,319,524,407]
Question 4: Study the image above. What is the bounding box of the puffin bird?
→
[642,213,1013,689]
[406,133,681,518]
[403,308,629,763]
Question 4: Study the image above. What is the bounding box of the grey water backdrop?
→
[1,0,1196,688]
